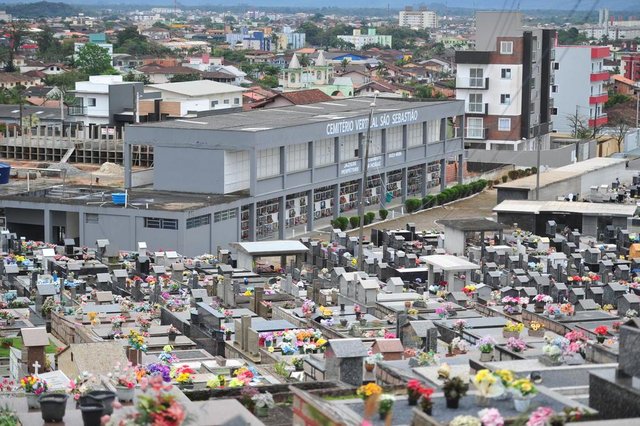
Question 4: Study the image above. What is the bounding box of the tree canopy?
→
[75,43,116,76]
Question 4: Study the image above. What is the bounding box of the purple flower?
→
[146,363,171,382]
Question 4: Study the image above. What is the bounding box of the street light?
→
[357,90,379,272]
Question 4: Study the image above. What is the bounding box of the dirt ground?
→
[348,188,500,234]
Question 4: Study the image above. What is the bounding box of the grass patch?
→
[0,338,58,357]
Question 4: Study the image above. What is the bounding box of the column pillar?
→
[307,189,314,232]
[421,163,428,197]
[248,203,256,241]
[401,168,408,202]
[333,183,341,220]
[124,143,132,189]
[457,153,464,184]
[379,172,387,208]
[278,196,286,239]
[44,209,51,244]
[440,158,446,192]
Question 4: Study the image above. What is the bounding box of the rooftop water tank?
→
[0,163,10,185]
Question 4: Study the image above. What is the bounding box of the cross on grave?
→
[32,361,40,376]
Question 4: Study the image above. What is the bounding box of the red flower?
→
[407,379,422,391]
[418,386,434,399]
[594,325,608,336]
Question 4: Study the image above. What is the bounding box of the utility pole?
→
[357,91,379,272]
[535,134,541,201]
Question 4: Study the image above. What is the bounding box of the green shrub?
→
[365,212,375,225]
[349,216,360,229]
[379,209,389,220]
[436,192,448,205]
[524,168,532,176]
[508,170,519,180]
[494,179,500,185]
[405,198,422,213]
[530,167,538,174]
[331,216,349,231]
[501,175,508,183]
[422,195,436,208]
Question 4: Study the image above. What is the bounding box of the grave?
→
[325,339,367,387]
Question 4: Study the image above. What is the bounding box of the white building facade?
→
[399,9,438,30]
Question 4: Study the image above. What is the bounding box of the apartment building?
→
[455,11,555,151]
[399,7,438,30]
[553,46,610,134]
[337,29,392,50]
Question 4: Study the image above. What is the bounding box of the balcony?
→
[589,114,608,127]
[68,105,87,116]
[591,47,610,59]
[589,93,608,105]
[464,127,489,140]
[456,77,489,90]
[466,103,488,115]
[590,71,610,82]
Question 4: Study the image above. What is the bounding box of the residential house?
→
[0,73,41,89]
[137,63,202,84]
[256,89,332,109]
[141,27,171,41]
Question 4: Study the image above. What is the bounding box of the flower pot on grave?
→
[39,393,68,422]
[475,395,490,407]
[115,385,135,403]
[168,331,177,342]
[225,333,232,341]
[355,312,361,321]
[255,405,270,418]
[26,393,42,409]
[597,336,605,344]
[127,348,142,366]
[422,406,432,415]
[359,319,367,327]
[445,397,460,409]
[178,382,194,390]
[503,330,520,339]
[80,403,104,426]
[513,396,533,413]
[534,302,545,313]
[365,362,375,372]
[87,390,116,415]
[528,328,544,337]
[407,390,419,406]
[340,319,348,327]
[480,351,492,362]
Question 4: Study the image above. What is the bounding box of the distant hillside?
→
[1,1,79,18]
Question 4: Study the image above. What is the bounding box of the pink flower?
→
[112,400,123,409]
[479,408,504,426]
[100,415,111,425]
[527,407,555,426]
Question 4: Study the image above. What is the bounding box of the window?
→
[223,99,230,104]
[500,41,513,54]
[468,93,484,113]
[314,138,335,166]
[257,147,281,179]
[214,209,237,223]
[407,123,423,147]
[386,126,403,152]
[339,133,359,161]
[500,94,511,105]
[211,100,219,107]
[426,120,441,143]
[501,68,512,79]
[234,98,240,105]
[87,98,96,107]
[287,143,309,172]
[85,213,99,224]
[498,118,511,131]
[186,214,211,229]
[144,218,178,230]
[466,117,484,139]
[469,68,484,87]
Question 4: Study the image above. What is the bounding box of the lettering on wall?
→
[326,109,419,136]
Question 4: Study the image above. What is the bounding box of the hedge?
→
[331,216,349,231]
[379,209,389,220]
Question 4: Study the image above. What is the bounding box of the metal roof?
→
[494,200,638,216]
[419,254,480,271]
[232,241,309,256]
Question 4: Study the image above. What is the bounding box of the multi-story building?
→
[621,54,640,81]
[455,11,555,151]
[143,80,246,115]
[399,7,438,30]
[0,99,465,255]
[552,45,610,134]
[337,29,392,50]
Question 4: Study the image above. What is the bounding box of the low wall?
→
[466,141,596,168]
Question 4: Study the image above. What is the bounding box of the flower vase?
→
[80,403,104,426]
[26,393,41,409]
[480,351,492,362]
[168,331,177,342]
[514,396,532,413]
[445,397,460,409]
[340,319,348,327]
[359,318,367,326]
[256,405,269,418]
[503,330,519,339]
[365,362,375,372]
[87,390,116,415]
[597,336,605,344]
[534,302,545,313]
[355,312,361,321]
[421,406,432,415]
[407,391,419,406]
[115,385,134,403]
[39,393,68,422]
[379,410,390,420]
[127,348,142,366]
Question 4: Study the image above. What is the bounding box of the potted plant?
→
[252,392,275,418]
[476,336,496,362]
[0,405,19,425]
[168,325,178,342]
[406,379,423,406]
[418,386,435,415]
[171,365,196,390]
[510,378,537,413]
[112,363,136,403]
[502,321,524,339]
[506,337,527,353]
[378,394,394,420]
[594,325,608,344]
[354,304,362,320]
[39,393,68,422]
[127,329,147,365]
[80,402,104,426]
[86,390,117,415]
[356,383,382,400]
[612,321,622,334]
[240,386,259,413]
[365,353,383,372]
[292,357,304,372]
[443,376,468,409]
[20,374,48,409]
[472,369,505,407]
[533,294,552,313]
[340,318,348,327]
[224,326,233,341]
[528,321,545,337]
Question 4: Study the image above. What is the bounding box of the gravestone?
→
[325,339,367,387]
[576,298,599,311]
[618,293,640,316]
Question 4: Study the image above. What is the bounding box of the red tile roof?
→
[277,89,332,105]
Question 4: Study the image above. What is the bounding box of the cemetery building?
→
[0,98,465,256]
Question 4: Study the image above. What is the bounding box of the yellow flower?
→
[494,369,514,385]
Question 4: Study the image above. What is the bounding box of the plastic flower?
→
[526,406,555,426]
[356,383,382,399]
[494,370,514,386]
[594,325,608,336]
[472,369,504,398]
[479,408,504,426]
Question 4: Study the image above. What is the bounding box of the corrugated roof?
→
[494,199,638,216]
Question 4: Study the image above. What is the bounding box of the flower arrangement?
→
[301,299,315,315]
[560,303,574,316]
[453,319,467,333]
[479,408,504,426]
[503,321,524,333]
[407,379,423,404]
[0,378,15,392]
[545,304,560,317]
[494,370,514,387]
[378,394,395,418]
[365,352,384,365]
[223,309,233,320]
[472,369,505,399]
[146,363,171,382]
[112,363,136,389]
[450,337,470,353]
[413,350,440,366]
[625,309,638,318]
[20,375,47,395]
[542,336,568,362]
[318,305,333,317]
[462,285,477,296]
[136,316,152,331]
[594,325,608,336]
[529,321,544,333]
[128,329,147,352]
[511,378,537,399]
[612,321,622,332]
[418,385,434,413]
[206,377,220,389]
[533,294,552,304]
[291,357,304,371]
[158,345,179,364]
[443,376,469,401]
[0,311,14,321]
[476,336,496,354]
[171,365,195,384]
[233,367,254,384]
[450,416,481,426]
[602,304,614,312]
[103,375,186,426]
[526,406,554,426]
[356,383,382,399]
[252,391,275,409]
[67,372,97,400]
[506,337,527,353]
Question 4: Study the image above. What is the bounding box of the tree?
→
[75,44,115,76]
[340,58,349,72]
[566,111,594,139]
[44,70,89,91]
[123,71,150,84]
[258,75,278,88]
[36,26,62,61]
[117,26,146,47]
[611,119,631,152]
[169,73,201,83]
[299,54,311,67]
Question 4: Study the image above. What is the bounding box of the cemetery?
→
[1,198,640,426]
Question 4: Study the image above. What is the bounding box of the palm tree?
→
[340,58,349,73]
